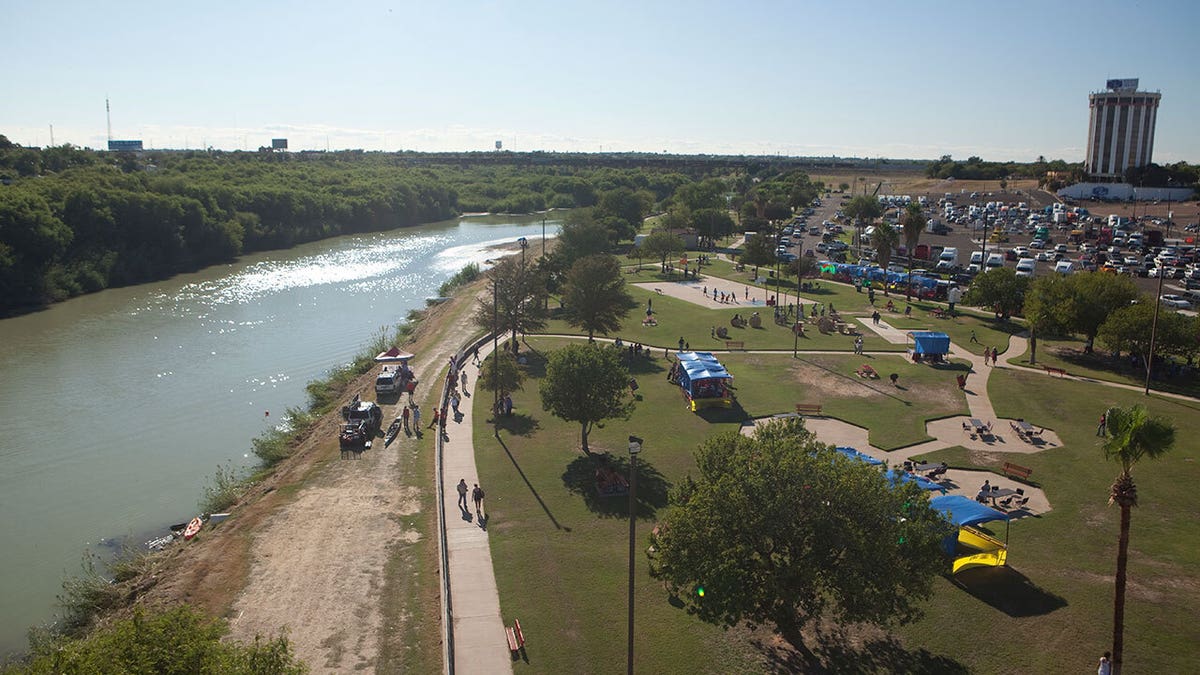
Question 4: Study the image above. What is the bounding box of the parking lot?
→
[772,186,1199,312]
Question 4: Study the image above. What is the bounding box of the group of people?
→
[456,478,486,519]
[981,346,999,366]
[702,286,742,305]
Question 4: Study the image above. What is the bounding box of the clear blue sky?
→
[4,0,1198,162]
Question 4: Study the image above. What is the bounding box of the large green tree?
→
[640,229,685,273]
[739,233,777,279]
[964,267,1029,319]
[560,254,637,340]
[539,343,634,454]
[648,418,951,644]
[1097,300,1196,366]
[553,218,613,270]
[690,208,734,249]
[474,256,548,353]
[1064,273,1140,352]
[596,187,654,241]
[478,348,525,398]
[1101,404,1176,675]
[1023,274,1074,365]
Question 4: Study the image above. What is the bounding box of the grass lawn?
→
[472,336,762,673]
[898,368,1200,674]
[540,285,907,353]
[721,351,970,449]
[1008,334,1200,398]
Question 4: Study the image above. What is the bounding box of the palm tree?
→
[872,222,898,296]
[900,203,925,301]
[1101,404,1175,675]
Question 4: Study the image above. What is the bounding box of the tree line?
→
[0,137,721,315]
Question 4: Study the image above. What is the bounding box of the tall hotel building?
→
[1085,78,1160,180]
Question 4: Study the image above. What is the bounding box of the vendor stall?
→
[907,331,951,364]
[675,351,734,411]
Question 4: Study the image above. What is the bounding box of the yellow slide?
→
[952,525,1008,573]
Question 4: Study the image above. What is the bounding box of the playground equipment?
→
[675,351,734,411]
[930,494,1011,574]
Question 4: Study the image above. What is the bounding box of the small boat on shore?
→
[384,417,402,445]
[183,516,203,540]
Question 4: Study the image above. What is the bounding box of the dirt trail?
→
[221,298,480,672]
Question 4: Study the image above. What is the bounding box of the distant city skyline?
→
[3,0,1198,163]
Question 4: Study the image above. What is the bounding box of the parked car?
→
[1161,294,1192,309]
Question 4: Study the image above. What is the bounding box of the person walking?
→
[970,329,979,344]
[1097,411,1107,437]
[472,483,485,517]
[456,478,469,510]
[428,407,439,429]
[678,336,685,351]
[411,404,421,433]
[450,392,461,416]
[460,370,468,393]
[1097,651,1112,675]
[402,404,411,433]
[982,346,991,366]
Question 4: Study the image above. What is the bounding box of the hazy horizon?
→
[4,0,1198,163]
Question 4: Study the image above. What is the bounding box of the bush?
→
[438,262,480,296]
[7,606,305,674]
[199,462,245,513]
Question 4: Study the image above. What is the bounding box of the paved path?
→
[440,344,512,675]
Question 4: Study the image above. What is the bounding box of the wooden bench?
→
[1042,365,1067,377]
[505,618,526,655]
[1002,462,1033,481]
[725,340,745,350]
[794,403,823,416]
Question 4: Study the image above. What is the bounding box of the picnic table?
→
[1016,420,1034,434]
[986,487,1017,505]
[912,462,940,473]
[969,418,988,433]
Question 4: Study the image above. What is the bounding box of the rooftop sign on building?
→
[1105,78,1139,93]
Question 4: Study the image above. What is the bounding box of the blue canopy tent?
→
[835,446,884,466]
[885,469,946,492]
[930,494,1011,573]
[907,331,951,363]
[675,351,734,411]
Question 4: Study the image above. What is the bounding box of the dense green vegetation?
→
[3,606,304,674]
[0,138,713,315]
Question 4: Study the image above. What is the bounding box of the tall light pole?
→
[1144,261,1166,396]
[492,268,499,437]
[541,217,546,259]
[626,435,643,675]
[516,237,528,354]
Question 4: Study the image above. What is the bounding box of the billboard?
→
[1106,78,1139,92]
[271,138,288,150]
[107,140,143,151]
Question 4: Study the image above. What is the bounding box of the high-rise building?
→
[1085,78,1160,180]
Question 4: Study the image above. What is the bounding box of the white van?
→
[1054,260,1077,275]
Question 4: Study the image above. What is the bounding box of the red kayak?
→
[183,517,203,540]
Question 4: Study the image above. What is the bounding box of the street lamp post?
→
[1145,261,1166,396]
[516,237,528,354]
[626,435,643,675]
[492,271,499,437]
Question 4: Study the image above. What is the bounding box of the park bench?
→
[794,403,823,417]
[725,340,745,350]
[1042,365,1067,377]
[505,618,526,655]
[1002,462,1033,481]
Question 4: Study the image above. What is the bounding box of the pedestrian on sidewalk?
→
[450,393,461,416]
[461,370,468,393]
[457,478,469,510]
[472,483,485,517]
[982,346,991,366]
[428,408,439,429]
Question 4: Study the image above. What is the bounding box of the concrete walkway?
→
[440,343,512,675]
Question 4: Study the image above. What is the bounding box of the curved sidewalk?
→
[439,341,512,675]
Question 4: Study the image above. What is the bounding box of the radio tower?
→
[106,98,113,143]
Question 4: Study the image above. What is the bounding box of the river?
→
[0,213,559,657]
